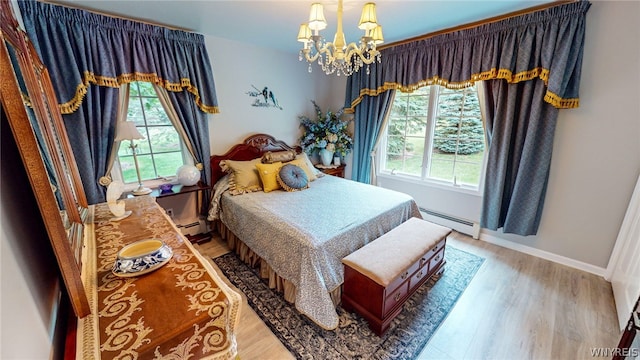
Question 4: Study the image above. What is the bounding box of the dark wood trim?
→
[209,133,301,187]
[380,0,575,50]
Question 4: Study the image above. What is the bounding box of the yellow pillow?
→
[255,162,283,192]
[287,157,317,181]
[220,158,262,195]
[297,152,324,179]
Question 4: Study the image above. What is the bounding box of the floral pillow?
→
[277,164,309,192]
[219,158,262,195]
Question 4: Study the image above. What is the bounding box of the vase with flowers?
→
[299,100,353,166]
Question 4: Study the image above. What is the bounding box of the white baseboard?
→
[478,232,607,277]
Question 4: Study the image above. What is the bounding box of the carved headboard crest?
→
[210,134,301,186]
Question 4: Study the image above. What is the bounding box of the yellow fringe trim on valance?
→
[58,71,220,115]
[345,66,579,113]
[544,91,579,108]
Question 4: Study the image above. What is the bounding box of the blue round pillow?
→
[277,164,309,192]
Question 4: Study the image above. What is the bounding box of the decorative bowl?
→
[159,183,173,193]
[112,239,173,277]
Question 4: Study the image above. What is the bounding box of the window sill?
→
[122,176,178,192]
[377,172,483,197]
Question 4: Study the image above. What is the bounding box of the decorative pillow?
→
[255,162,283,192]
[219,158,262,195]
[262,150,297,164]
[297,153,324,179]
[286,157,317,182]
[277,164,309,192]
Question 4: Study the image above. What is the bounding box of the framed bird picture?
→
[246,85,282,110]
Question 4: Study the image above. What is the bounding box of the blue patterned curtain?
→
[19,0,219,203]
[345,1,590,112]
[164,90,212,213]
[351,91,395,184]
[344,1,590,235]
[480,79,559,235]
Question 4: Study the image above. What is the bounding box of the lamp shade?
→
[115,121,144,141]
[308,3,327,31]
[371,25,384,44]
[297,23,312,42]
[358,3,378,30]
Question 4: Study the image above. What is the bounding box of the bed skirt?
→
[216,221,342,308]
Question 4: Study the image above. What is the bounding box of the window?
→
[116,82,186,184]
[380,85,486,190]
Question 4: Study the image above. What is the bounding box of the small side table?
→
[123,182,212,244]
[315,164,346,178]
[122,182,210,199]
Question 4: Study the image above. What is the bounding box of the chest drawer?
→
[384,282,409,315]
[385,259,421,295]
[429,248,445,272]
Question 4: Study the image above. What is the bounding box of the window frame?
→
[377,84,488,195]
[111,82,192,191]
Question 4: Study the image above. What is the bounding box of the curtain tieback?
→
[99,176,112,186]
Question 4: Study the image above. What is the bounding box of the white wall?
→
[163,36,342,225]
[1,119,58,359]
[1,223,52,359]
[377,1,640,271]
[203,35,336,156]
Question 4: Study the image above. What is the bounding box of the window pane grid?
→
[383,85,485,189]
[119,81,184,183]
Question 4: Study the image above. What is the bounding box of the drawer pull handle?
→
[394,293,402,301]
[421,257,426,263]
[416,271,423,279]
[400,271,409,280]
[434,255,441,262]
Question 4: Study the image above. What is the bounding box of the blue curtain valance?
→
[19,0,219,114]
[345,1,590,112]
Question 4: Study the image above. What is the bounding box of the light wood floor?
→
[195,230,622,360]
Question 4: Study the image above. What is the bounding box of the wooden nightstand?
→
[123,182,212,244]
[316,164,346,178]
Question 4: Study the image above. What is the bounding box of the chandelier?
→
[297,0,384,76]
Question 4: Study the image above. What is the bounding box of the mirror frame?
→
[0,2,90,317]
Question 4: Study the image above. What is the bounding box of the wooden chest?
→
[341,218,450,336]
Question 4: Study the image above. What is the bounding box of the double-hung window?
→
[115,81,188,185]
[379,84,486,191]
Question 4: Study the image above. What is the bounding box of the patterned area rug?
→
[214,246,484,360]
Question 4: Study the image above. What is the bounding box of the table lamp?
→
[115,121,152,195]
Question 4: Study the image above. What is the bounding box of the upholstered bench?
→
[341,217,452,336]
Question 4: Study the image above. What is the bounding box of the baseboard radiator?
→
[178,218,208,237]
[419,207,480,239]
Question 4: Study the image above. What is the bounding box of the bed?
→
[208,134,422,330]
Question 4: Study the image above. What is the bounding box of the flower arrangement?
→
[299,100,353,157]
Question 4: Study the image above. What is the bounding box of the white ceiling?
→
[47,0,554,54]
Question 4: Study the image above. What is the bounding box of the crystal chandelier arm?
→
[301,48,321,63]
[344,43,380,65]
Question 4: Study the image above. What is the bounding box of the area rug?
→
[213,246,484,360]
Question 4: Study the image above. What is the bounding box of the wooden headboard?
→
[210,133,301,186]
